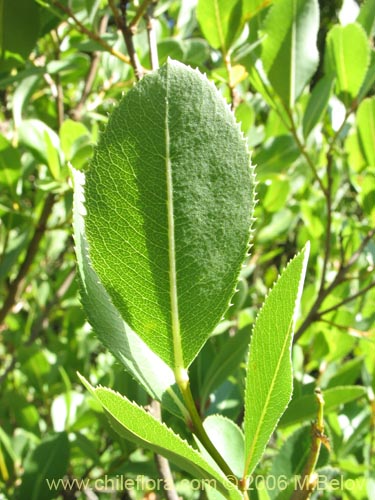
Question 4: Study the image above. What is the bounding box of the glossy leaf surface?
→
[196,0,242,53]
[261,0,319,108]
[324,23,370,105]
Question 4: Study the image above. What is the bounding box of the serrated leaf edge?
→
[243,242,310,477]
[77,373,242,498]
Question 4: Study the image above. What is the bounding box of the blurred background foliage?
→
[0,0,374,498]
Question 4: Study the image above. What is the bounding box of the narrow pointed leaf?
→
[261,0,319,108]
[357,0,375,37]
[324,23,370,105]
[196,0,242,53]
[358,52,375,101]
[72,168,183,418]
[243,244,309,477]
[84,59,254,371]
[303,75,335,139]
[78,375,243,500]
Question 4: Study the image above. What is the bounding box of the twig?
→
[285,107,328,196]
[318,152,333,294]
[317,279,375,317]
[51,0,131,65]
[71,15,109,121]
[145,1,159,71]
[224,54,239,110]
[346,227,375,268]
[108,0,144,80]
[326,102,357,159]
[0,193,56,327]
[294,229,375,342]
[291,389,327,500]
[129,0,154,30]
[148,400,180,500]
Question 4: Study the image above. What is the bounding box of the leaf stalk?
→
[177,377,238,483]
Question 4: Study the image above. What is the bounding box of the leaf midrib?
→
[243,318,293,477]
[164,77,184,373]
[214,0,227,54]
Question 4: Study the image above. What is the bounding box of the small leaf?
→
[279,386,367,427]
[84,59,254,371]
[44,131,61,180]
[324,23,370,105]
[243,244,310,477]
[255,135,300,180]
[12,73,41,128]
[303,75,335,139]
[71,168,183,418]
[356,96,375,167]
[196,0,242,53]
[60,119,90,162]
[261,0,320,108]
[17,432,70,500]
[18,119,62,168]
[203,415,245,478]
[0,134,22,195]
[78,375,243,500]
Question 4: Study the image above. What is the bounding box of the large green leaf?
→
[72,168,183,418]
[196,0,242,53]
[78,375,243,500]
[324,23,370,105]
[356,96,375,167]
[243,244,310,477]
[261,0,319,108]
[84,59,254,372]
[17,432,69,500]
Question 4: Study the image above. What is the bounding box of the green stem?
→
[290,388,327,500]
[176,376,237,483]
